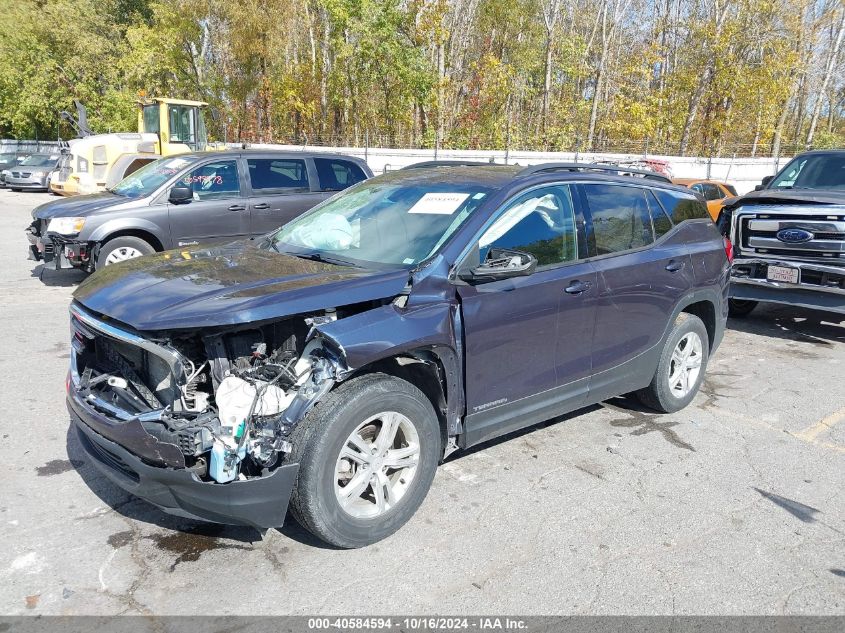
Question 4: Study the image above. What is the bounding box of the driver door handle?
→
[565,280,593,295]
[252,203,270,210]
[228,204,247,211]
[665,260,685,272]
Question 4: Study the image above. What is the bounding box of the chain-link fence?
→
[0,139,63,156]
[240,127,830,160]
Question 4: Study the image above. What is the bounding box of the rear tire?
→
[96,236,155,269]
[288,373,441,548]
[728,299,758,318]
[637,313,709,413]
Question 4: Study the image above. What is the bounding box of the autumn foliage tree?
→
[0,0,843,157]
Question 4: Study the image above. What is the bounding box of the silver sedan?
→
[5,154,60,191]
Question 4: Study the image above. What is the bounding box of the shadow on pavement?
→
[31,263,87,287]
[727,303,845,346]
[63,419,336,549]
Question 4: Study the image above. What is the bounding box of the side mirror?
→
[169,184,192,204]
[459,248,538,283]
[760,175,773,188]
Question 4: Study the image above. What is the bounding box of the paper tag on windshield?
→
[408,192,470,215]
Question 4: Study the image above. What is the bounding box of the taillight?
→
[723,237,734,264]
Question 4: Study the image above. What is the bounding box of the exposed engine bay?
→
[70,304,350,484]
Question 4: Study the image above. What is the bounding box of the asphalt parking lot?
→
[1,188,843,616]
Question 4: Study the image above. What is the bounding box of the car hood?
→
[73,242,410,331]
[32,192,130,220]
[727,189,845,208]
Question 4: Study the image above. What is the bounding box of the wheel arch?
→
[94,227,164,253]
[347,350,451,452]
[312,302,466,443]
[679,299,716,349]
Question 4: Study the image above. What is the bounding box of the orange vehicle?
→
[672,179,738,220]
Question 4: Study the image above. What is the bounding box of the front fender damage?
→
[70,292,464,506]
[311,301,465,440]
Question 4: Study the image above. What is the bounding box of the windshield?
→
[111,156,195,198]
[770,154,845,190]
[271,179,491,267]
[20,154,57,167]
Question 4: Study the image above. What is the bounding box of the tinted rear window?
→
[653,189,709,223]
[584,184,655,255]
[247,158,309,191]
[648,191,674,238]
[314,157,367,191]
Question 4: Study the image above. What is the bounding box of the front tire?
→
[638,313,709,413]
[96,236,155,269]
[289,373,441,548]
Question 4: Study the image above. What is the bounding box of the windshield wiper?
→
[298,252,358,267]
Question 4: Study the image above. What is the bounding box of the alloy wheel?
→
[334,411,420,519]
[668,332,703,398]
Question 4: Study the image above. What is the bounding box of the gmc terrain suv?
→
[67,162,730,547]
[719,150,845,317]
[27,150,371,272]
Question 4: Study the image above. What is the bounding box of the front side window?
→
[584,184,654,255]
[314,158,367,191]
[702,183,723,201]
[478,186,578,267]
[111,156,196,198]
[272,176,490,267]
[169,105,197,146]
[247,158,309,191]
[142,105,160,134]
[182,160,241,200]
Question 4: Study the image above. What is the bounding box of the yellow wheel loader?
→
[51,97,215,196]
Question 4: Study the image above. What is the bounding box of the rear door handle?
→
[252,203,270,210]
[564,280,593,295]
[665,260,685,272]
[228,204,247,211]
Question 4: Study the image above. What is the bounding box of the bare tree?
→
[678,0,732,156]
[540,0,562,139]
[806,4,845,146]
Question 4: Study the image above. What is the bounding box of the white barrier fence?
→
[247,143,791,195]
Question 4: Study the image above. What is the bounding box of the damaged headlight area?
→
[69,303,344,485]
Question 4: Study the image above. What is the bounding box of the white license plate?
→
[767,265,799,284]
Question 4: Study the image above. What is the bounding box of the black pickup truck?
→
[719,150,845,317]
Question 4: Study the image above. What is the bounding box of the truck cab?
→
[137,97,210,155]
[52,97,212,196]
[720,150,845,317]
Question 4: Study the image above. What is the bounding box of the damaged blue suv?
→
[68,162,730,547]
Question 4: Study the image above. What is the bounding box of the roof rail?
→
[516,162,672,183]
[401,160,493,170]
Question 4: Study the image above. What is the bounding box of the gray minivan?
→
[26,150,372,272]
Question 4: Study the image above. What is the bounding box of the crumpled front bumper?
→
[69,391,300,529]
[26,226,90,270]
